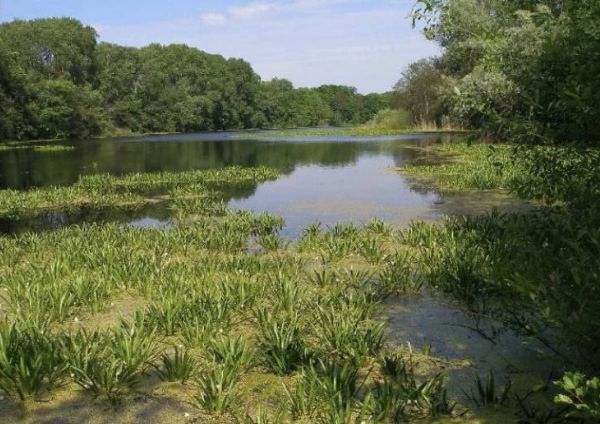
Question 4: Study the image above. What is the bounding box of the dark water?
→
[0,131,528,236]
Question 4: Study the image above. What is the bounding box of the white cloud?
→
[228,2,276,20]
[201,13,226,26]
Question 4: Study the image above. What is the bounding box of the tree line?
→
[398,0,600,144]
[0,18,391,141]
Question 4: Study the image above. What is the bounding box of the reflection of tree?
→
[0,134,452,191]
[0,138,365,190]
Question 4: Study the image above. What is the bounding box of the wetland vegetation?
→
[1,0,600,422]
[0,139,598,422]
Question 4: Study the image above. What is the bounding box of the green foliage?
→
[65,320,159,403]
[393,58,446,125]
[155,346,197,384]
[0,165,279,219]
[207,336,255,373]
[412,0,600,143]
[554,372,600,419]
[465,371,511,408]
[255,308,308,375]
[0,321,67,400]
[315,304,385,364]
[193,363,240,413]
[365,108,411,130]
[0,18,393,141]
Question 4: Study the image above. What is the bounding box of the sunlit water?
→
[0,131,528,236]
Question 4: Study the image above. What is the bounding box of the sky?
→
[0,0,440,93]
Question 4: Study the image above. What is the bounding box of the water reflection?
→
[0,131,529,236]
[0,132,447,190]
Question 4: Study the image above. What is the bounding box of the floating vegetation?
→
[0,143,75,153]
[234,126,460,139]
[33,145,76,152]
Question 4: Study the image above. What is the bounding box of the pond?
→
[0,131,562,421]
[0,131,528,236]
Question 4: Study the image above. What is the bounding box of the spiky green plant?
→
[465,371,511,408]
[155,346,197,384]
[208,336,255,372]
[255,308,308,374]
[0,321,67,400]
[193,363,240,413]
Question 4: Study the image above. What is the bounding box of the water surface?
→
[0,131,527,236]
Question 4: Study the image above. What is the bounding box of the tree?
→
[412,0,600,143]
[34,79,104,139]
[394,59,444,124]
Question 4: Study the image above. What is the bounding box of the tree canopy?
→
[408,0,600,143]
[0,18,392,141]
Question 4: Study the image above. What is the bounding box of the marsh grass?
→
[155,346,197,384]
[0,322,67,400]
[465,371,511,408]
[194,363,241,413]
[255,308,308,375]
[0,166,279,218]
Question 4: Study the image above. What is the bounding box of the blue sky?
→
[0,0,439,93]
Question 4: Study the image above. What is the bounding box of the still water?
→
[0,131,527,236]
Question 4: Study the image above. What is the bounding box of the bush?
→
[367,108,411,129]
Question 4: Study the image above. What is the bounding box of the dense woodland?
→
[0,18,391,141]
[409,0,600,144]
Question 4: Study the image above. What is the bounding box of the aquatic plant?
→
[377,351,409,382]
[0,321,67,400]
[0,166,280,218]
[377,252,422,296]
[358,236,388,264]
[284,370,320,420]
[207,336,255,372]
[155,346,197,384]
[257,233,288,252]
[193,363,240,413]
[255,308,308,375]
[315,304,385,363]
[65,319,158,403]
[306,268,337,288]
[465,371,511,408]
